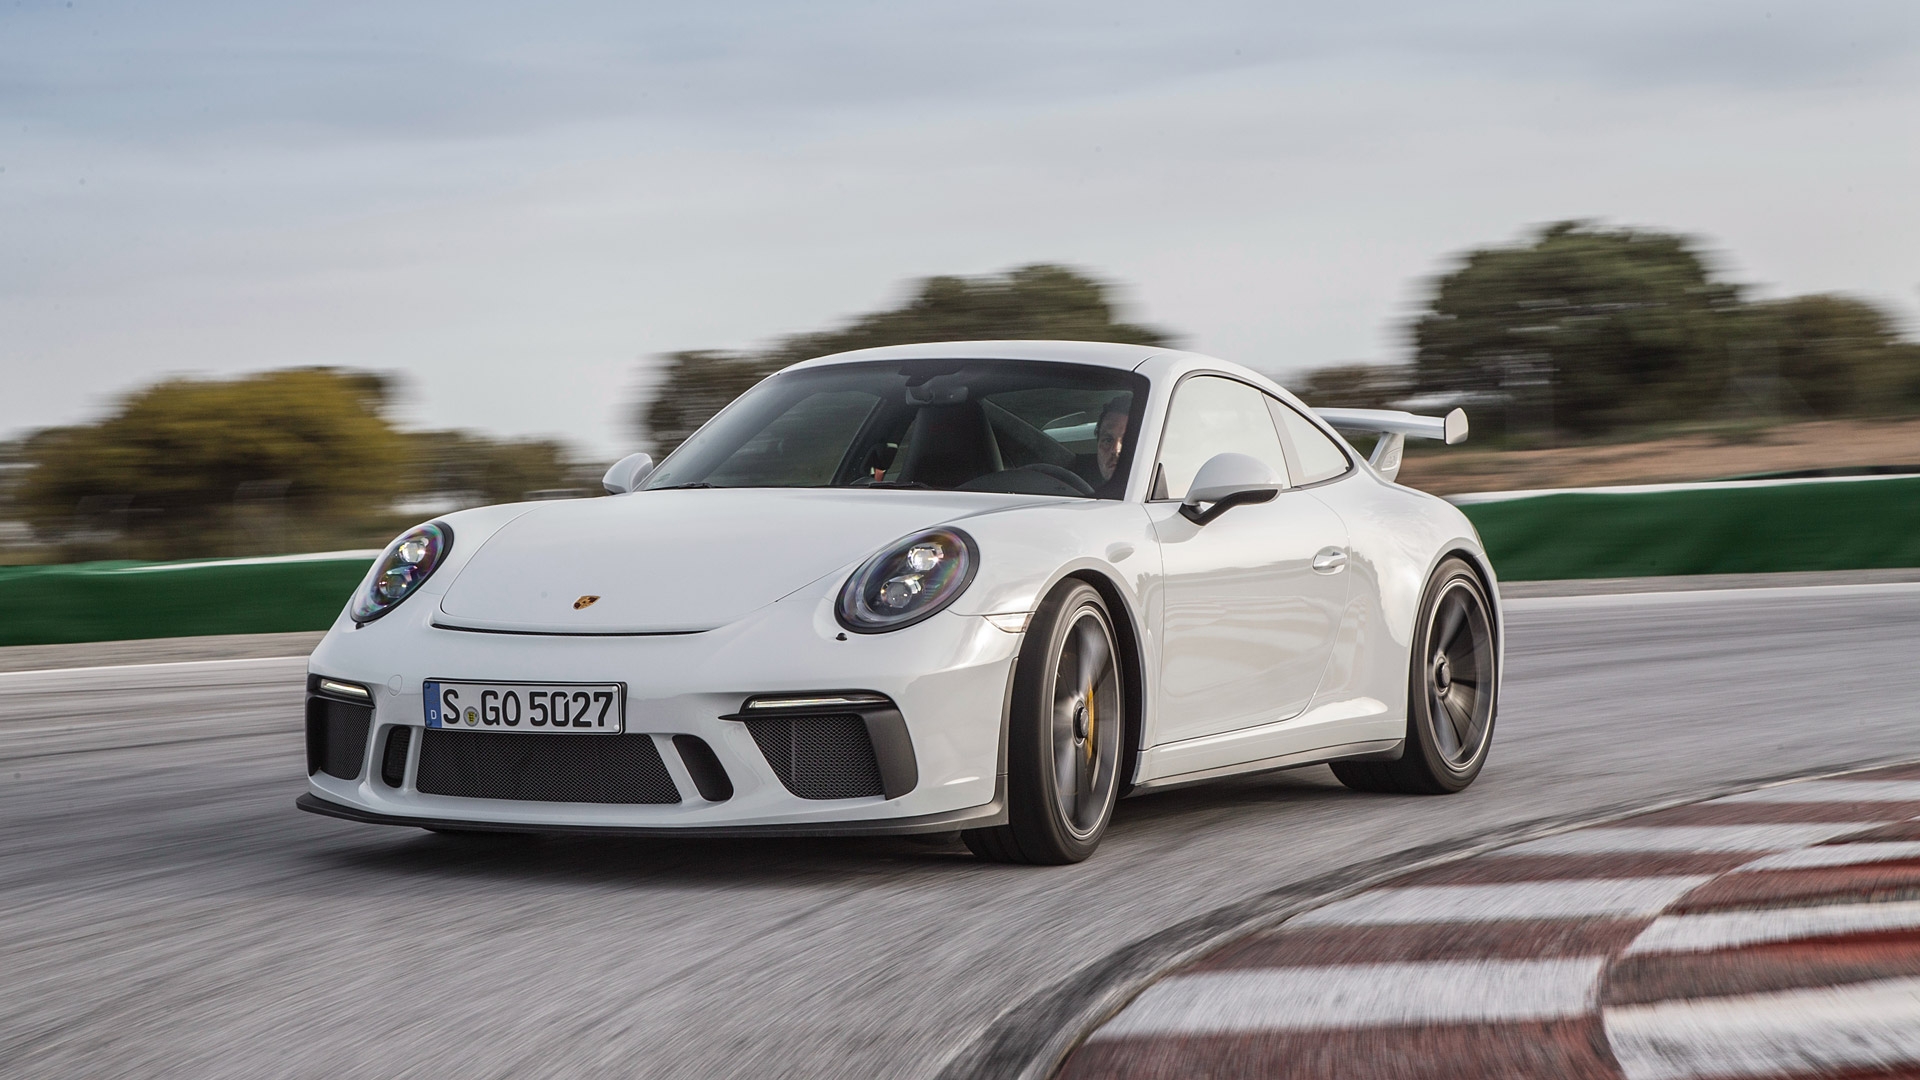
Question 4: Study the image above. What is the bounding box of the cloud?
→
[7,1,1915,144]
[1,0,1917,455]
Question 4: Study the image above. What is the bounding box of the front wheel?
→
[964,582,1126,864]
[1332,557,1497,795]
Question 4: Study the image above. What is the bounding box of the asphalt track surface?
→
[3,582,1918,1079]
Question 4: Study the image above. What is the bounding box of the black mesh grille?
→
[380,726,412,788]
[306,697,371,780]
[744,714,884,800]
[416,730,681,804]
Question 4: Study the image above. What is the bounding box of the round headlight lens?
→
[352,521,452,624]
[837,528,978,633]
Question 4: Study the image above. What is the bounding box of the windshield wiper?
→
[652,482,714,490]
[864,480,929,489]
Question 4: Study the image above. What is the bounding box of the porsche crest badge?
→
[573,595,601,610]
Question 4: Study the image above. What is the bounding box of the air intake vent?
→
[306,697,372,780]
[380,727,413,787]
[672,734,733,802]
[744,714,884,800]
[415,730,681,804]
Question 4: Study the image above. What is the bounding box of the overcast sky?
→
[4,0,1917,458]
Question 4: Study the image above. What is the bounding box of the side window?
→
[1153,376,1291,500]
[1268,399,1351,486]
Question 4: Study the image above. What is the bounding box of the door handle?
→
[1311,547,1348,574]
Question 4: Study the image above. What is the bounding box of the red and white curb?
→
[1058,765,1920,1079]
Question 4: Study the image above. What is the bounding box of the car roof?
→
[781,339,1298,400]
[779,340,1290,382]
[784,339,1168,373]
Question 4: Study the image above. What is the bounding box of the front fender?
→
[330,501,546,634]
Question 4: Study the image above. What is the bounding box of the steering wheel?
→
[1021,463,1096,496]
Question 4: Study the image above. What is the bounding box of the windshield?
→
[643,359,1150,499]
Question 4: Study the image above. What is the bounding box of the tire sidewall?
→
[1007,581,1120,862]
[1406,558,1497,791]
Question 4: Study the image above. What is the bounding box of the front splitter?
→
[295,787,1006,839]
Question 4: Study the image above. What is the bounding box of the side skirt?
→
[1126,739,1404,794]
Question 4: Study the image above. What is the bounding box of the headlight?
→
[836,528,978,633]
[351,521,453,624]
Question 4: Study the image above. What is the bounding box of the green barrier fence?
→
[2,476,1917,645]
[1455,475,1920,581]
[0,553,375,647]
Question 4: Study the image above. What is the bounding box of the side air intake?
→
[728,693,918,800]
[306,694,372,780]
[743,714,884,800]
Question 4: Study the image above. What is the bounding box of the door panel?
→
[1150,485,1350,745]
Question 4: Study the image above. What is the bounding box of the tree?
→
[640,264,1175,455]
[1737,294,1920,417]
[641,351,784,466]
[407,430,587,505]
[15,367,601,560]
[1411,222,1742,435]
[1293,364,1415,410]
[16,368,411,559]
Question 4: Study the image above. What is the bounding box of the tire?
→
[1332,557,1497,795]
[964,581,1126,864]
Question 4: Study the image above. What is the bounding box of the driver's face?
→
[1096,411,1128,480]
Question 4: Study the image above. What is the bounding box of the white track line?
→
[1505,580,1920,611]
[1498,824,1877,856]
[1606,977,1920,1080]
[1454,474,1917,503]
[0,655,309,685]
[1734,841,1920,872]
[1625,899,1920,956]
[83,549,377,573]
[1089,958,1608,1038]
[1714,780,1920,804]
[1290,877,1712,926]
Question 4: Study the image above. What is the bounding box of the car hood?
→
[435,488,1047,634]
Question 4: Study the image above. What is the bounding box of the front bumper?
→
[300,588,1020,833]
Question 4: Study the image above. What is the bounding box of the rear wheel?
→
[1332,557,1496,795]
[964,582,1125,864]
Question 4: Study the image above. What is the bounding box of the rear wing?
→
[1313,407,1468,483]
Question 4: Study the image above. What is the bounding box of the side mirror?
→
[1180,452,1283,525]
[601,452,655,495]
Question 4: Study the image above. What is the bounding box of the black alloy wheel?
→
[1331,557,1497,795]
[965,581,1126,864]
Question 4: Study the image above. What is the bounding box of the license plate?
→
[423,680,625,734]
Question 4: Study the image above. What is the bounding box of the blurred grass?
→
[0,555,372,647]
[1458,476,1920,580]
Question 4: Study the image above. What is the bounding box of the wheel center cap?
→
[1073,702,1090,741]
[1433,654,1452,692]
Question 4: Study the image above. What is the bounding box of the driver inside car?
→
[1082,399,1130,498]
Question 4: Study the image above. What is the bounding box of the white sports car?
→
[299,341,1500,863]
